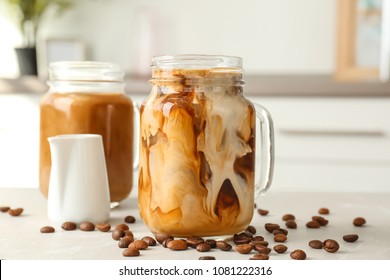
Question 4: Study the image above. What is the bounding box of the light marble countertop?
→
[0,188,389,260]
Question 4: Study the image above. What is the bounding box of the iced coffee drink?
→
[39,62,135,203]
[138,55,258,236]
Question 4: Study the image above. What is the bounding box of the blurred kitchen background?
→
[0,0,389,192]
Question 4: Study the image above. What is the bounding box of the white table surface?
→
[0,188,389,260]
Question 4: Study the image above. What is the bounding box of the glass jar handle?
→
[254,103,275,198]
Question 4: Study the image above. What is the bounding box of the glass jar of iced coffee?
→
[138,55,274,237]
[40,61,135,204]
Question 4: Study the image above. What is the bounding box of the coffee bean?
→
[246,225,257,235]
[186,236,204,248]
[162,237,174,248]
[112,229,125,240]
[155,233,173,244]
[124,215,136,223]
[129,240,149,250]
[343,234,359,243]
[250,254,269,260]
[265,223,280,233]
[273,228,288,236]
[306,220,320,228]
[0,206,10,212]
[96,223,111,232]
[353,217,366,227]
[233,233,251,245]
[118,236,134,248]
[236,244,254,254]
[257,209,269,216]
[61,221,77,231]
[40,226,55,233]
[196,243,211,252]
[79,222,95,231]
[318,208,329,215]
[167,239,188,250]
[123,230,134,238]
[205,239,217,248]
[216,241,232,251]
[285,220,297,229]
[114,224,129,231]
[323,239,339,253]
[308,240,323,249]
[274,234,287,243]
[254,245,271,254]
[252,235,265,242]
[250,240,269,247]
[290,249,306,260]
[274,244,288,253]
[122,247,140,257]
[8,208,23,216]
[282,214,295,221]
[199,256,216,260]
[312,216,329,226]
[142,236,157,246]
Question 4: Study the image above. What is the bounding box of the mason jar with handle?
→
[138,54,274,237]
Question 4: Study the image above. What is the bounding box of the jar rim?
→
[151,54,242,69]
[49,61,124,82]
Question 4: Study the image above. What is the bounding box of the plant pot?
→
[15,47,38,76]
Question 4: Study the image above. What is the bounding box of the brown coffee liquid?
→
[40,92,134,202]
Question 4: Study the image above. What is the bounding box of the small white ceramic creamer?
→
[47,134,110,224]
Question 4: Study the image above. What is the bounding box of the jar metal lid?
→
[48,61,124,82]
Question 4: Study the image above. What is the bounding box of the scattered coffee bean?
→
[61,221,77,231]
[312,216,329,226]
[205,239,217,248]
[124,215,136,224]
[308,240,323,249]
[8,208,23,216]
[290,249,306,260]
[129,240,149,250]
[112,229,125,240]
[79,222,95,231]
[199,256,216,260]
[118,236,134,248]
[196,243,211,252]
[265,223,280,233]
[246,225,257,235]
[216,241,232,251]
[318,208,329,215]
[123,230,134,238]
[254,245,271,254]
[155,233,173,244]
[274,244,288,253]
[306,220,320,228]
[142,236,157,246]
[251,240,269,247]
[353,217,366,227]
[285,220,297,229]
[96,223,111,232]
[167,239,188,251]
[233,233,251,245]
[114,224,129,231]
[252,235,265,242]
[273,228,288,236]
[250,254,269,260]
[282,214,295,221]
[162,237,174,248]
[274,234,287,243]
[40,226,55,233]
[343,234,359,243]
[0,206,10,212]
[257,209,269,216]
[186,236,205,248]
[236,244,254,254]
[122,247,140,257]
[323,239,339,253]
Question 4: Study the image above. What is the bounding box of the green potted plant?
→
[4,0,74,76]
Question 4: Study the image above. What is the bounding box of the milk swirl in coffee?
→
[138,59,257,236]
